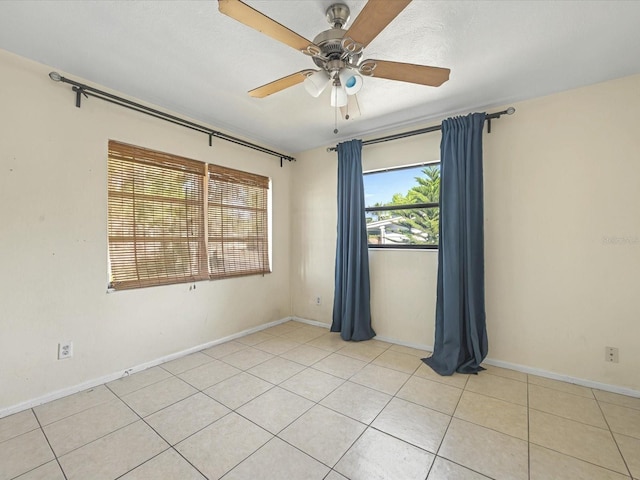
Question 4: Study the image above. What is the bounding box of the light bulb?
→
[338,70,363,95]
[330,84,348,107]
[304,70,331,97]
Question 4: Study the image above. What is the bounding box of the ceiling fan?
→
[218,0,450,128]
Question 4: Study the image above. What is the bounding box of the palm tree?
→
[387,166,440,245]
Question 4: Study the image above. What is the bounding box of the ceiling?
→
[1,1,640,154]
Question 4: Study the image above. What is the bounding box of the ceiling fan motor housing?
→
[311,4,362,74]
[326,3,350,28]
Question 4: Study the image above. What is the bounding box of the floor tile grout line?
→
[431,456,500,480]
[272,349,392,476]
[327,351,425,473]
[325,422,371,476]
[527,405,615,431]
[9,325,637,480]
[277,375,348,404]
[24,409,69,480]
[482,370,528,384]
[527,378,596,400]
[192,354,350,476]
[112,384,217,480]
[32,386,117,428]
[111,447,172,480]
[462,388,528,409]
[232,387,316,435]
[0,425,41,447]
[215,435,284,480]
[275,424,358,472]
[116,382,203,418]
[34,392,149,458]
[159,354,218,376]
[528,381,602,401]
[432,370,467,460]
[47,397,160,462]
[106,371,174,398]
[459,385,528,410]
[593,387,635,479]
[530,442,636,478]
[595,398,640,412]
[215,347,281,372]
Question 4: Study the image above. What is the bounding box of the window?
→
[363,163,440,249]
[107,140,270,290]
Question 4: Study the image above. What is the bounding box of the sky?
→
[363,165,430,207]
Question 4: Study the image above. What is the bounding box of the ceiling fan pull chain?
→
[334,89,339,134]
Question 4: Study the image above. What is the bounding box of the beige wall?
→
[2,45,639,413]
[0,49,292,412]
[291,74,640,392]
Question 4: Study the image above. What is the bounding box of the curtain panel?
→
[423,112,488,375]
[331,139,376,341]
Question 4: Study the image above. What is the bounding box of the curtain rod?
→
[326,107,516,153]
[47,72,296,167]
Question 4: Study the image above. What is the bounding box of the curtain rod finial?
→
[49,72,62,82]
[506,107,515,115]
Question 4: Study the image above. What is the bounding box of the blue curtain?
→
[423,112,488,375]
[331,139,376,341]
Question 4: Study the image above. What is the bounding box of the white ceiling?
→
[1,1,640,154]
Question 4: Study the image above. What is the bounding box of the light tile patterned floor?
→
[1,321,639,480]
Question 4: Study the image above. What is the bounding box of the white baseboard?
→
[297,317,640,398]
[0,317,293,419]
[482,357,640,398]
[374,334,434,353]
[289,316,331,329]
[4,315,638,418]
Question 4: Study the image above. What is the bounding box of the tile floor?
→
[1,320,639,480]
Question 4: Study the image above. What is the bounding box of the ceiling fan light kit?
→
[218,0,450,131]
[303,70,331,97]
[330,83,348,108]
[339,69,363,95]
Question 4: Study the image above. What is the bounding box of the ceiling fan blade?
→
[366,60,450,87]
[218,0,315,53]
[340,94,361,120]
[248,70,316,98]
[344,0,412,47]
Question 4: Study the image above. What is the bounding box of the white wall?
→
[0,49,292,412]
[291,74,640,392]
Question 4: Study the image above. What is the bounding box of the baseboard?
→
[5,315,638,418]
[373,334,434,353]
[482,357,640,398]
[296,316,640,398]
[0,316,293,419]
[289,316,331,329]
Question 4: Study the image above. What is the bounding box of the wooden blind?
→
[208,164,270,279]
[108,141,208,290]
[108,141,271,290]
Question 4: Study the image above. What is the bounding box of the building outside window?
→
[363,163,440,249]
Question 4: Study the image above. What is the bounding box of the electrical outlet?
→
[315,296,321,306]
[58,342,73,360]
[605,346,619,363]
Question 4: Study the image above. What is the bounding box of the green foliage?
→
[382,165,440,245]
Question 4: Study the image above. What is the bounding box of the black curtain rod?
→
[48,72,296,166]
[326,107,516,153]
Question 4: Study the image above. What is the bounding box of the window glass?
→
[364,163,440,248]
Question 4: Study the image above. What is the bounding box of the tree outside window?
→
[364,163,440,249]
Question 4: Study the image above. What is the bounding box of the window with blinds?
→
[208,165,270,279]
[108,140,270,290]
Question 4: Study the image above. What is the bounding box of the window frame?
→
[363,161,440,250]
[107,140,271,291]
